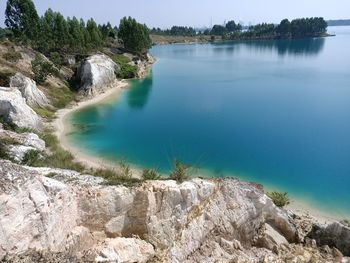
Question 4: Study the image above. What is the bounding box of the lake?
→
[68,26,350,217]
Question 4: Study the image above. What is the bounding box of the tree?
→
[37,9,55,52]
[118,17,151,54]
[210,25,227,36]
[54,13,70,49]
[276,19,291,38]
[86,18,102,49]
[67,16,85,52]
[5,0,39,41]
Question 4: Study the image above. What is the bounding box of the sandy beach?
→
[53,80,130,169]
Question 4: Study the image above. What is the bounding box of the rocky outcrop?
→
[9,72,50,108]
[126,53,155,79]
[308,222,350,256]
[0,108,45,162]
[0,87,42,131]
[0,160,349,262]
[78,54,120,97]
[0,127,45,151]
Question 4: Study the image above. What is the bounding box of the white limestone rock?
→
[7,144,37,163]
[26,166,105,186]
[79,54,120,97]
[94,238,155,263]
[2,160,342,263]
[10,72,50,108]
[0,160,78,260]
[0,87,42,131]
[0,128,45,151]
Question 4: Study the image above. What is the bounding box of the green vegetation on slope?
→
[111,54,138,79]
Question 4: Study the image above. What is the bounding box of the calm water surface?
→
[69,26,350,216]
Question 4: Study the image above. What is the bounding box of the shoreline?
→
[52,60,341,226]
[53,80,132,170]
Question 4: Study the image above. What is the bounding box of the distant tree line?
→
[3,0,151,55]
[150,26,196,37]
[327,19,350,27]
[210,17,328,40]
[149,17,327,41]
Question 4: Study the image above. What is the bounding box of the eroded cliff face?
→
[78,54,120,97]
[1,160,348,262]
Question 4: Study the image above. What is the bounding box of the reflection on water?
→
[127,73,153,109]
[212,37,325,57]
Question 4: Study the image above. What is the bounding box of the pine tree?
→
[118,17,151,54]
[5,0,39,41]
[68,17,85,53]
[86,19,102,49]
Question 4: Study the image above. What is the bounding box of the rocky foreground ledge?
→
[0,160,349,262]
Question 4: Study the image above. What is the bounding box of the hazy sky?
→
[0,0,349,28]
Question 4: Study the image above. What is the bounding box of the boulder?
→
[307,222,350,256]
[0,87,42,131]
[78,54,120,97]
[10,72,50,108]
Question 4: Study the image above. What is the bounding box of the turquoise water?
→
[69,26,350,217]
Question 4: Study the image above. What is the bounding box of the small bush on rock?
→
[94,165,140,187]
[0,142,10,159]
[170,160,191,183]
[267,191,290,207]
[22,149,41,166]
[142,169,160,180]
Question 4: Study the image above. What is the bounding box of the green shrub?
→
[3,49,22,62]
[15,127,34,133]
[118,160,133,178]
[49,52,63,69]
[32,54,57,84]
[112,54,131,64]
[117,63,138,79]
[45,83,75,109]
[94,165,140,187]
[0,142,10,159]
[37,130,84,172]
[0,70,14,86]
[267,191,290,207]
[22,149,41,166]
[46,172,57,178]
[32,106,55,120]
[170,160,191,183]
[142,169,160,180]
